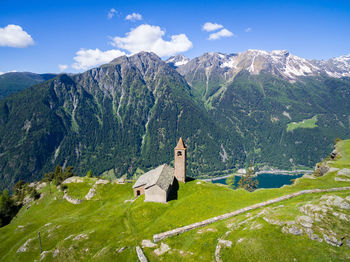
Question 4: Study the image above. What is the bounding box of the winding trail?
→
[153,186,350,242]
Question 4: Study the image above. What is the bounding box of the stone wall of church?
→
[134,185,145,197]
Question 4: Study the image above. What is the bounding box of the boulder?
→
[72,233,88,241]
[328,167,340,173]
[96,179,109,185]
[218,239,232,247]
[142,239,157,248]
[116,247,125,253]
[323,234,342,247]
[321,195,350,209]
[335,177,350,182]
[154,243,170,256]
[296,215,313,228]
[330,150,338,160]
[304,228,322,242]
[53,249,60,257]
[338,168,350,177]
[282,225,303,235]
[40,251,51,260]
[237,238,245,243]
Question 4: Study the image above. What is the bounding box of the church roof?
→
[175,137,187,150]
[132,164,174,191]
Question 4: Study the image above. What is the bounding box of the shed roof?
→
[133,164,174,191]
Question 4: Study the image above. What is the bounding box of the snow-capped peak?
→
[173,50,350,82]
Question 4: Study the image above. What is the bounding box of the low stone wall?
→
[63,192,83,205]
[153,186,350,242]
[136,246,148,262]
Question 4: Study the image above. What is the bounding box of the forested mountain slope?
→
[0,72,56,100]
[0,52,243,189]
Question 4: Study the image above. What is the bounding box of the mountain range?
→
[1,50,350,189]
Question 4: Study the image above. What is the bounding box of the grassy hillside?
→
[0,140,350,261]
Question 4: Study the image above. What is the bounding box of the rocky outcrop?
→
[279,194,350,246]
[314,163,329,177]
[62,176,85,184]
[17,238,33,253]
[85,179,109,200]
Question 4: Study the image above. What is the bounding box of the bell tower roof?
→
[175,137,187,150]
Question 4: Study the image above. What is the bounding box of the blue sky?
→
[0,0,349,73]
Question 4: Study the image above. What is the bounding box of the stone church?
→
[132,138,187,203]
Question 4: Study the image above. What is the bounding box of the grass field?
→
[0,140,350,261]
[287,115,318,132]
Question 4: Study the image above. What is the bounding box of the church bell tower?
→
[174,137,187,183]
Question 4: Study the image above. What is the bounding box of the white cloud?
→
[0,24,34,48]
[111,24,192,57]
[125,13,142,22]
[245,27,252,32]
[0,72,4,75]
[72,48,126,70]
[108,8,118,19]
[58,64,68,72]
[202,22,223,32]
[208,28,234,40]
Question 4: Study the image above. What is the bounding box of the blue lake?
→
[212,173,304,188]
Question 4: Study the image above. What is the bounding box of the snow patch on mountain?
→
[166,55,190,67]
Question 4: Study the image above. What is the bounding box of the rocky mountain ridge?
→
[168,50,350,82]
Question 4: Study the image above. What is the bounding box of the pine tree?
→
[237,166,259,192]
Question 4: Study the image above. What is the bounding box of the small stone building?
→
[132,137,187,203]
[132,164,175,203]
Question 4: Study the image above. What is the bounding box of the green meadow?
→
[287,115,318,132]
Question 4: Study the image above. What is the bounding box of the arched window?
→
[177,151,182,156]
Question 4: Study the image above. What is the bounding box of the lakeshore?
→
[202,169,313,182]
[211,173,304,188]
